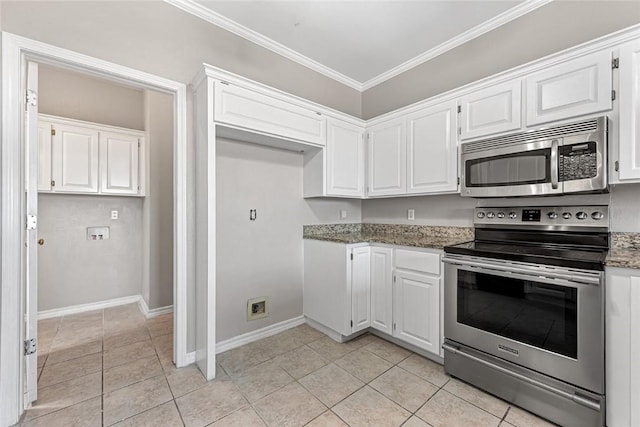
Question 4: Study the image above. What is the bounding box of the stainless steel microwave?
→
[460,116,608,198]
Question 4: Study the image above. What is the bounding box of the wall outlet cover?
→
[408,209,415,221]
[111,210,119,220]
[340,210,347,220]
[247,296,269,321]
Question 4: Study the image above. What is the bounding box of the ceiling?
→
[169,0,551,90]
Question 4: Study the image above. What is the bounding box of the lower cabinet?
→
[370,247,393,335]
[606,267,640,427]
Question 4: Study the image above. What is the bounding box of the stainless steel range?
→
[443,205,609,427]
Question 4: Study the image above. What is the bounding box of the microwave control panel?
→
[474,206,609,228]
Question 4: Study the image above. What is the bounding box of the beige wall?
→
[362,1,640,119]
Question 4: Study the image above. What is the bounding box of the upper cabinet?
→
[618,38,640,182]
[459,79,521,140]
[406,101,458,194]
[214,81,326,146]
[525,50,612,126]
[367,118,406,196]
[325,118,365,197]
[39,115,145,196]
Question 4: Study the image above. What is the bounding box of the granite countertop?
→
[605,232,640,269]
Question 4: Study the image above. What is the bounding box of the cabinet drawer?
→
[395,249,440,275]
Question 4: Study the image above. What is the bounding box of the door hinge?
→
[51,180,56,187]
[615,160,620,172]
[350,320,353,327]
[24,338,37,356]
[51,129,56,136]
[393,275,396,283]
[350,253,354,261]
[393,323,396,331]
[26,215,37,230]
[138,141,141,148]
[457,177,460,185]
[612,58,619,69]
[457,105,461,113]
[458,127,462,136]
[612,90,616,101]
[26,90,37,108]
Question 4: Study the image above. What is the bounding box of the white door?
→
[367,118,406,196]
[37,121,53,192]
[370,247,393,334]
[394,270,440,354]
[459,79,522,140]
[24,61,39,406]
[51,123,99,192]
[100,131,140,194]
[525,50,612,126]
[619,39,640,181]
[326,119,364,197]
[351,247,371,333]
[406,101,458,194]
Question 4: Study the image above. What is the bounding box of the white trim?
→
[1,32,190,426]
[215,316,305,354]
[37,295,142,320]
[138,298,174,319]
[360,0,552,90]
[185,351,196,365]
[167,0,550,91]
[165,0,362,91]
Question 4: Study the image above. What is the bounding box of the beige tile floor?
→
[20,303,555,427]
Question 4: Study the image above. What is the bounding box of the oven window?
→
[457,270,577,358]
[466,149,550,187]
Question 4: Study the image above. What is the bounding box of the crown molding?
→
[164,0,364,91]
[360,0,553,90]
[166,0,551,93]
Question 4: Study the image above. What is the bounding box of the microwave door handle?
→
[551,139,559,190]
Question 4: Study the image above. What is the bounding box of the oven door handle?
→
[442,256,600,285]
[442,343,601,412]
[551,138,559,190]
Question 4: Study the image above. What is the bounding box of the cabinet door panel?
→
[619,40,640,181]
[367,119,406,196]
[100,132,140,194]
[351,247,371,333]
[326,119,364,197]
[460,80,521,140]
[407,101,458,194]
[38,122,53,192]
[394,271,440,354]
[526,50,612,126]
[51,124,99,192]
[370,247,393,334]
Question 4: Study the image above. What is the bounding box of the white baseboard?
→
[185,352,196,365]
[215,315,305,354]
[138,298,173,319]
[37,295,142,320]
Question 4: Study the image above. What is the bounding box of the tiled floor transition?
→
[21,303,555,426]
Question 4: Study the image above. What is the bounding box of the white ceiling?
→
[170,0,551,90]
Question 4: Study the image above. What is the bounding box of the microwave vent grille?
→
[462,117,603,154]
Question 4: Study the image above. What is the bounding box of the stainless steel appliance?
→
[443,206,609,427]
[461,116,608,197]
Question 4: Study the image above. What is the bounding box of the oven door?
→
[443,255,604,393]
[461,139,562,197]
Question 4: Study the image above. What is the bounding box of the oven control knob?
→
[497,212,505,219]
[592,211,604,220]
[486,212,495,219]
[477,212,485,219]
[576,211,588,220]
[562,212,572,219]
[548,212,558,219]
[509,212,517,219]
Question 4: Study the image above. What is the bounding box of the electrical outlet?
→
[340,210,347,220]
[408,209,415,221]
[111,210,119,220]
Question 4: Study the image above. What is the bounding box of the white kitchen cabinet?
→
[459,79,521,140]
[618,39,640,182]
[326,118,365,197]
[605,267,640,427]
[214,81,326,146]
[51,122,99,193]
[406,101,458,194]
[525,50,612,126]
[37,121,53,192]
[367,118,406,196]
[370,247,393,334]
[99,131,141,195]
[351,247,371,332]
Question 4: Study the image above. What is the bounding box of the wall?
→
[39,64,144,129]
[362,1,640,119]
[142,90,174,310]
[37,194,142,311]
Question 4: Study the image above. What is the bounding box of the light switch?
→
[408,209,415,221]
[111,210,119,220]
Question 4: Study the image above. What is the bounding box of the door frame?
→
[1,32,189,425]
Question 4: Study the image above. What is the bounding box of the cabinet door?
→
[351,246,371,333]
[370,247,393,334]
[367,118,406,196]
[526,50,612,126]
[406,101,458,194]
[100,132,140,195]
[394,270,440,354]
[51,123,99,193]
[214,81,326,146]
[618,39,640,181]
[326,119,364,197]
[459,79,521,140]
[38,121,53,192]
